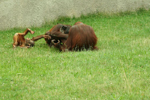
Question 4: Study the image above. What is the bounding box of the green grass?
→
[0,9,150,100]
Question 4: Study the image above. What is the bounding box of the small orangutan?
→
[31,24,71,47]
[51,22,98,51]
[12,28,35,48]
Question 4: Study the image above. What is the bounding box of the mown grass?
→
[0,9,150,100]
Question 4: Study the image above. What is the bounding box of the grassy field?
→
[0,9,150,100]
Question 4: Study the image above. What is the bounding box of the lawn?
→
[0,9,150,100]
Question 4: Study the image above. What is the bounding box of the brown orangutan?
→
[31,24,71,47]
[12,28,35,48]
[51,22,98,51]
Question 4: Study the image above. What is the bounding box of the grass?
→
[0,9,150,100]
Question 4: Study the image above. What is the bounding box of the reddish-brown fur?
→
[74,21,83,25]
[52,22,98,51]
[13,28,35,48]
